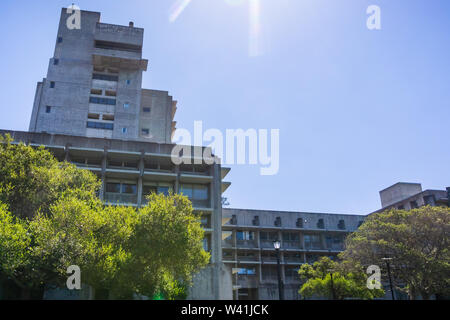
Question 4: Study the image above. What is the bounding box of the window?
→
[122,127,128,134]
[304,234,322,249]
[102,114,114,121]
[252,216,259,226]
[106,183,121,193]
[410,201,418,209]
[126,79,131,85]
[45,106,51,113]
[180,184,210,207]
[86,121,114,130]
[92,73,119,82]
[296,218,304,228]
[317,218,325,229]
[57,37,63,43]
[282,232,299,242]
[143,185,157,196]
[237,268,256,275]
[398,205,405,210]
[121,184,137,194]
[123,103,129,109]
[90,89,102,95]
[50,81,55,88]
[424,195,435,206]
[338,219,346,230]
[274,217,281,227]
[88,113,100,120]
[143,107,151,113]
[106,183,136,195]
[89,97,116,106]
[94,40,142,53]
[141,128,150,135]
[157,186,170,196]
[236,231,254,241]
[105,90,117,97]
[54,59,59,65]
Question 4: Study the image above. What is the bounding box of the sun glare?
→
[169,0,263,57]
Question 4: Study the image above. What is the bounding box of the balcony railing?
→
[236,240,258,248]
[222,239,234,248]
[236,275,259,288]
[283,240,302,249]
[260,240,277,248]
[104,193,137,205]
[237,255,259,262]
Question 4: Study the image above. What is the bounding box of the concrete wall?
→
[379,183,423,208]
[29,8,174,144]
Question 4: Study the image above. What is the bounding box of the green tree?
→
[340,206,450,300]
[298,257,384,300]
[0,134,100,220]
[0,136,210,299]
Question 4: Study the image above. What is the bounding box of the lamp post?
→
[273,240,284,300]
[328,269,337,300]
[382,258,395,300]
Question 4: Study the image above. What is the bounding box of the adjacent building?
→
[372,182,450,213]
[222,208,365,300]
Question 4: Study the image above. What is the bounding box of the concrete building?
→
[373,182,450,213]
[5,7,233,300]
[221,208,366,300]
[0,129,233,299]
[29,8,176,144]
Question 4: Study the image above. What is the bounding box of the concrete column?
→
[137,153,144,207]
[100,148,107,201]
[211,163,223,299]
[174,165,180,194]
[320,233,327,250]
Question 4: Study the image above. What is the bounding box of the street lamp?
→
[382,257,395,300]
[328,269,337,300]
[273,240,284,300]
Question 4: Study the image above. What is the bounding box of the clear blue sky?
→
[0,0,449,215]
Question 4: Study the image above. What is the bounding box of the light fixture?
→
[273,240,281,250]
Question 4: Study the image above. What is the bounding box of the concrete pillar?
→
[137,152,144,207]
[100,148,107,201]
[174,165,180,194]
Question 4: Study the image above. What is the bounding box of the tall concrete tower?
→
[29,8,177,144]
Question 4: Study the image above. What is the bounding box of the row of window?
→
[86,121,114,130]
[230,215,357,230]
[89,96,117,106]
[105,183,209,199]
[227,231,343,250]
[92,73,119,82]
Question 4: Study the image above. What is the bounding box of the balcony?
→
[236,240,258,248]
[222,239,234,249]
[282,240,302,250]
[237,255,260,263]
[104,193,137,206]
[236,275,259,288]
[260,240,276,248]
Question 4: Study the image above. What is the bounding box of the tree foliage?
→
[340,206,450,299]
[0,134,100,219]
[0,135,210,299]
[298,257,384,300]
